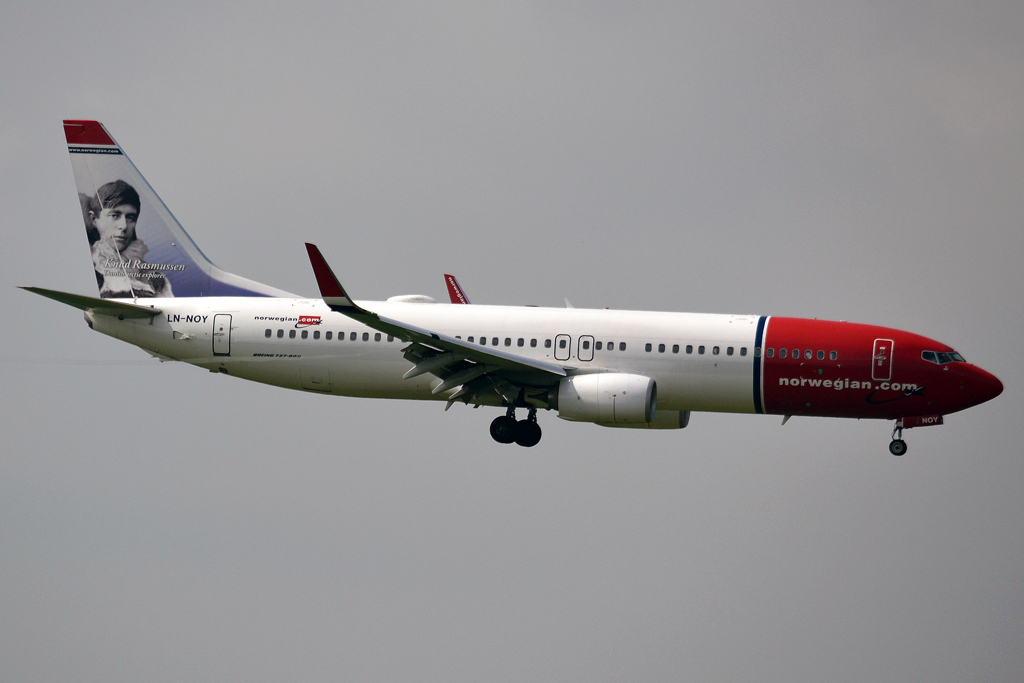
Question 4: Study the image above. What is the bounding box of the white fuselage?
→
[89,297,763,413]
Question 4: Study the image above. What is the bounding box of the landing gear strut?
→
[889,423,907,456]
[489,406,542,447]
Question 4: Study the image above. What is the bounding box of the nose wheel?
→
[490,406,542,447]
[889,423,907,456]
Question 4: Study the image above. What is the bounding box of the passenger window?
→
[698,346,705,354]
[727,347,734,356]
[754,347,762,357]
[672,344,679,354]
[468,336,474,343]
[362,332,369,341]
[619,342,626,351]
[289,330,296,339]
[658,343,665,353]
[545,339,552,348]
[480,337,486,345]
[301,330,308,339]
[559,339,567,349]
[583,340,590,350]
[740,347,747,356]
[804,349,812,359]
[779,348,786,358]
[595,341,603,351]
[388,335,394,342]
[326,331,332,340]
[686,345,693,354]
[517,338,524,347]
[504,338,511,347]
[264,328,271,338]
[817,350,824,360]
[313,330,320,340]
[792,349,799,358]
[713,346,720,355]
[645,343,652,352]
[830,351,837,360]
[766,348,774,358]
[530,339,537,348]
[375,333,381,341]
[350,332,357,341]
[492,337,498,346]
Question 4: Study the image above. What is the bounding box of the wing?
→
[305,244,566,408]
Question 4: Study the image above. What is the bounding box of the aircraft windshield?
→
[922,350,966,365]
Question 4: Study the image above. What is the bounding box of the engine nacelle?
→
[557,373,657,424]
[599,410,690,430]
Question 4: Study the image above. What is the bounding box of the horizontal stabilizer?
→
[20,286,162,318]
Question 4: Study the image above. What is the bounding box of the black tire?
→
[513,420,542,447]
[889,439,907,456]
[490,416,517,444]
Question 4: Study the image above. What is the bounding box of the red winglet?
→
[63,120,116,146]
[444,274,471,304]
[304,243,349,300]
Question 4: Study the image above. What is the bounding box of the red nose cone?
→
[972,366,1003,406]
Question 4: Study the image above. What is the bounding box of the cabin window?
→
[467,336,474,343]
[645,343,652,352]
[374,333,381,342]
[505,338,511,347]
[517,338,524,347]
[350,332,357,341]
[740,347,747,356]
[559,339,567,349]
[277,329,284,338]
[804,349,812,359]
[388,335,394,342]
[727,346,734,356]
[830,351,837,360]
[755,347,763,357]
[492,337,498,346]
[686,345,693,354]
[480,337,486,345]
[658,343,665,353]
[265,329,271,338]
[792,348,799,358]
[531,339,538,348]
[817,350,824,360]
[301,330,308,339]
[619,342,627,351]
[362,332,369,341]
[582,340,590,350]
[313,330,320,340]
[545,339,552,348]
[672,344,679,354]
[289,330,296,339]
[698,345,705,354]
[595,341,603,350]
[779,348,786,358]
[326,331,332,340]
[607,341,614,350]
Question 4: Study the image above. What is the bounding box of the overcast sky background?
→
[1,2,1022,681]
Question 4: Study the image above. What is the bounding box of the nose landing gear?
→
[490,406,543,447]
[889,423,907,456]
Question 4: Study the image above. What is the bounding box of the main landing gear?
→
[889,423,908,456]
[490,406,542,447]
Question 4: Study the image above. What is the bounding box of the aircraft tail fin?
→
[64,120,294,299]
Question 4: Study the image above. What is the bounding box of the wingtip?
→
[304,243,352,304]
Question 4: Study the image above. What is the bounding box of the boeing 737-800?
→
[23,120,1003,453]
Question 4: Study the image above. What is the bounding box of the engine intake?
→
[557,373,657,424]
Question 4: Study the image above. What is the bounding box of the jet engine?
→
[556,373,657,424]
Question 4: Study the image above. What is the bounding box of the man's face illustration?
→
[93,204,138,251]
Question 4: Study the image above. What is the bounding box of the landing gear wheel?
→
[490,415,516,444]
[513,419,542,447]
[889,439,907,456]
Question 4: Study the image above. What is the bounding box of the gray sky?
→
[1,2,1022,681]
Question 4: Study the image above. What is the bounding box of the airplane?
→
[22,120,1003,453]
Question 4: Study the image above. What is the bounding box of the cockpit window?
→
[922,350,965,365]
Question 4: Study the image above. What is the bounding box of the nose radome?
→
[972,366,1003,405]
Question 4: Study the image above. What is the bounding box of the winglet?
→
[444,274,471,304]
[304,243,359,310]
